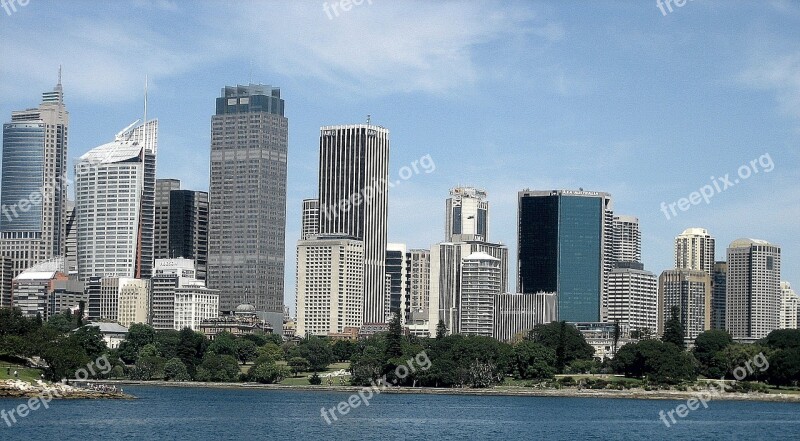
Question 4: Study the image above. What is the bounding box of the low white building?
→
[86,322,129,349]
[151,259,219,331]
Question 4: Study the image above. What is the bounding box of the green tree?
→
[528,322,594,373]
[257,343,284,363]
[41,339,90,381]
[177,327,208,378]
[207,332,238,358]
[291,336,333,371]
[760,329,800,351]
[163,357,191,381]
[385,313,404,359]
[131,355,167,380]
[0,308,38,337]
[195,352,241,382]
[332,340,356,362]
[766,349,800,387]
[693,330,733,378]
[69,326,108,360]
[511,340,556,381]
[662,306,685,348]
[288,357,311,377]
[235,339,259,364]
[248,360,288,384]
[436,320,448,339]
[155,330,181,360]
[612,339,695,384]
[118,323,157,363]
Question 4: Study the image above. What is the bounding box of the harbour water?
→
[2,386,799,440]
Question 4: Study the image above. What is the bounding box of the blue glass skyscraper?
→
[0,75,68,276]
[517,190,613,322]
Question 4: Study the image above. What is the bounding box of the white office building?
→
[607,262,658,333]
[151,258,218,331]
[780,281,797,330]
[296,235,364,337]
[493,291,557,342]
[446,187,489,243]
[675,228,716,274]
[726,239,781,340]
[458,252,501,337]
[75,120,157,282]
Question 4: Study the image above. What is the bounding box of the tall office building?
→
[154,179,181,261]
[458,252,501,337]
[612,215,641,264]
[1,76,68,276]
[606,262,658,333]
[726,239,781,340]
[675,228,715,274]
[517,189,613,322]
[154,180,209,280]
[295,235,364,337]
[386,243,409,323]
[658,269,711,342]
[301,199,320,241]
[75,120,157,281]
[445,187,489,242]
[408,249,430,311]
[711,262,727,330]
[317,124,389,323]
[208,84,288,313]
[64,201,77,274]
[780,282,798,330]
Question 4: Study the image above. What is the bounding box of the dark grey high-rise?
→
[208,85,288,313]
[154,179,209,280]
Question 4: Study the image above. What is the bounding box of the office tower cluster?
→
[0,79,284,336]
[1,74,793,346]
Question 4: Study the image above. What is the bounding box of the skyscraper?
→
[386,243,409,323]
[153,180,209,281]
[295,235,364,337]
[675,228,715,274]
[711,262,727,330]
[458,252,501,337]
[612,215,641,264]
[445,187,489,242]
[408,249,430,312]
[208,85,288,313]
[517,189,613,322]
[75,120,157,281]
[658,269,711,342]
[317,124,389,323]
[301,198,319,241]
[1,75,68,276]
[154,179,181,261]
[726,239,781,340]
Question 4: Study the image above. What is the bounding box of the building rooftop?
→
[86,322,129,334]
[729,238,775,248]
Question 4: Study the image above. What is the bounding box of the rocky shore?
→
[0,379,134,400]
[88,380,800,403]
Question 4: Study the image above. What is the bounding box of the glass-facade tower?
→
[1,76,68,276]
[517,190,612,322]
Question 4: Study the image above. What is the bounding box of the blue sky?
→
[2,0,799,311]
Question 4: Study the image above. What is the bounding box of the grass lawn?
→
[278,362,351,386]
[0,362,43,383]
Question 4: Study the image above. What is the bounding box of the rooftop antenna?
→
[58,65,62,86]
[249,60,253,84]
[366,114,371,125]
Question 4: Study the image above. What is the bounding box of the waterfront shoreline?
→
[0,380,134,400]
[85,380,800,403]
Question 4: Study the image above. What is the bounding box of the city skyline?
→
[0,1,798,314]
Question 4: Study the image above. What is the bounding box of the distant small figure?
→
[5,367,9,375]
[13,370,18,378]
